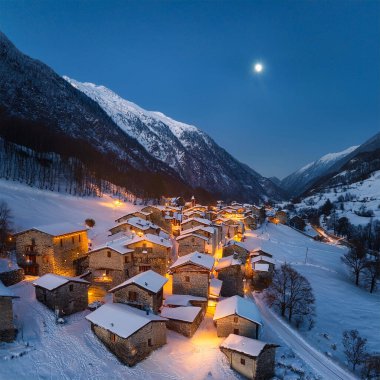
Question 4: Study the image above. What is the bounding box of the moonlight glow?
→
[253,62,264,73]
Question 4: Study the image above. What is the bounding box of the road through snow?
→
[252,294,358,380]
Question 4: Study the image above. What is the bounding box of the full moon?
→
[253,62,264,73]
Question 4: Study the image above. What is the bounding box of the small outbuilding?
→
[0,280,18,342]
[86,303,167,366]
[160,306,203,337]
[33,273,89,316]
[220,334,277,380]
[109,270,167,313]
[214,295,262,339]
[163,294,208,314]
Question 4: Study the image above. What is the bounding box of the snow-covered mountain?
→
[281,146,358,196]
[65,77,286,202]
[0,30,285,202]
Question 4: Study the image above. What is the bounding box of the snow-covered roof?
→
[0,258,20,273]
[86,303,166,339]
[160,306,201,323]
[253,263,269,272]
[126,233,172,248]
[214,255,242,271]
[251,256,275,265]
[220,334,268,357]
[163,294,207,307]
[181,217,212,226]
[91,236,134,255]
[121,217,160,231]
[16,222,87,237]
[209,278,223,298]
[115,211,152,222]
[249,248,273,258]
[170,252,214,271]
[214,296,262,325]
[109,270,167,293]
[176,233,209,242]
[179,226,215,236]
[224,240,249,251]
[33,274,89,291]
[0,280,16,297]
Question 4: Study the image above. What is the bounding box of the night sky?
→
[1,0,379,178]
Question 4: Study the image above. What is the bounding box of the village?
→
[0,195,303,380]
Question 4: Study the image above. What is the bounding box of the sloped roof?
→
[33,274,89,291]
[176,233,209,242]
[120,217,160,231]
[91,236,134,255]
[251,255,275,265]
[220,334,268,357]
[181,217,212,226]
[16,222,87,237]
[214,296,262,325]
[163,294,207,307]
[86,303,166,339]
[160,306,201,323]
[179,225,215,235]
[170,252,214,271]
[214,255,242,271]
[109,270,167,293]
[126,233,172,248]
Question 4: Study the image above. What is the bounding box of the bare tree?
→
[0,200,12,253]
[341,243,368,286]
[364,252,380,294]
[342,329,367,372]
[265,264,315,327]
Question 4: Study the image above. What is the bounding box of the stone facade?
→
[220,345,276,380]
[35,280,89,316]
[0,268,24,286]
[112,283,164,313]
[172,264,210,298]
[181,220,209,231]
[216,265,244,297]
[127,241,170,277]
[164,310,203,337]
[177,235,206,257]
[0,297,17,342]
[223,244,249,262]
[15,229,88,276]
[216,315,260,339]
[91,320,166,366]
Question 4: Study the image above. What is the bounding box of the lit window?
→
[110,333,116,343]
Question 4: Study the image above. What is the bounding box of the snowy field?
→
[297,170,380,226]
[244,223,380,367]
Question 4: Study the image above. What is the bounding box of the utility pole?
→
[305,247,309,264]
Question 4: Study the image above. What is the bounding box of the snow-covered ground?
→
[244,223,380,369]
[296,170,380,226]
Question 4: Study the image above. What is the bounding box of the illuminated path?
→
[251,294,358,380]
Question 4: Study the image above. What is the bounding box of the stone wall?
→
[165,309,203,337]
[181,220,206,231]
[35,281,88,316]
[91,320,166,366]
[216,315,260,339]
[223,245,248,262]
[113,284,163,313]
[172,264,209,298]
[177,235,206,256]
[221,348,255,379]
[0,297,16,342]
[254,347,276,380]
[217,265,244,297]
[0,268,24,286]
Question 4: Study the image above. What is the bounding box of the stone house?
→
[0,280,18,342]
[220,334,277,380]
[109,270,167,313]
[89,237,134,289]
[160,306,203,337]
[214,296,262,339]
[170,252,214,298]
[215,256,244,297]
[115,211,152,224]
[250,248,273,258]
[243,215,257,230]
[86,303,167,366]
[109,217,161,237]
[33,273,89,316]
[179,225,221,254]
[181,217,212,232]
[275,210,288,225]
[176,233,208,257]
[223,240,250,262]
[14,223,89,277]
